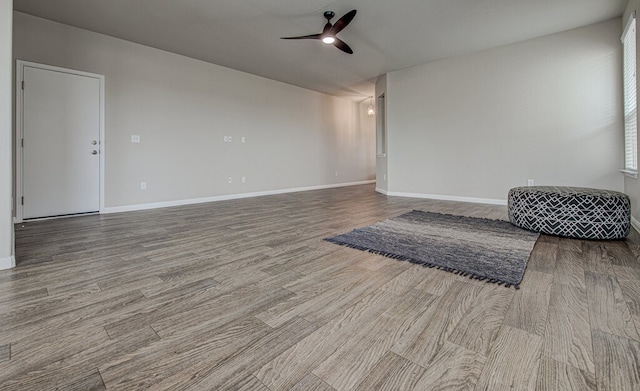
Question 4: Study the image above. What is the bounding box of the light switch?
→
[241,136,246,143]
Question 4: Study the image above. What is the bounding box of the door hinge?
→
[21,197,24,205]
[21,81,24,90]
[21,138,24,148]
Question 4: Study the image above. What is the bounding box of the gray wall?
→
[13,12,375,210]
[385,19,624,203]
[624,0,640,228]
[0,0,13,269]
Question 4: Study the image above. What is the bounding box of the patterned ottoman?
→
[508,186,631,240]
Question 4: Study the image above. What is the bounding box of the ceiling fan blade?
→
[323,22,332,34]
[280,33,322,40]
[333,37,353,54]
[330,10,357,35]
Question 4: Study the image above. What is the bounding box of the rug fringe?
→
[324,238,521,290]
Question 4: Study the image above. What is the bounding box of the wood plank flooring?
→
[2,184,640,390]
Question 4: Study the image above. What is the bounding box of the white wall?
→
[624,0,640,229]
[0,0,14,270]
[12,12,375,210]
[386,19,624,203]
[357,100,376,179]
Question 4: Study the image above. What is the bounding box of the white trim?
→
[22,212,99,223]
[15,62,23,222]
[15,61,106,223]
[0,255,16,270]
[375,187,388,195]
[385,191,507,206]
[620,169,639,179]
[103,180,375,214]
[623,12,636,42]
[632,215,640,233]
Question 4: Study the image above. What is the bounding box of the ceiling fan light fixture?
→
[322,35,336,44]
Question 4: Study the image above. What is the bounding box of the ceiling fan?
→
[281,10,357,54]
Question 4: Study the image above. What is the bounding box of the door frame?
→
[15,60,105,223]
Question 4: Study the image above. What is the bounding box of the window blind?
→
[622,15,637,172]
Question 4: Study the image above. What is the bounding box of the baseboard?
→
[385,191,507,206]
[632,215,640,233]
[0,255,16,270]
[103,180,376,214]
[375,187,388,195]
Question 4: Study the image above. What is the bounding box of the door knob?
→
[91,150,98,155]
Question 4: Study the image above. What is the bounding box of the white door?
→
[21,64,102,219]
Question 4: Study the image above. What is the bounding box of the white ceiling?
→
[13,0,627,100]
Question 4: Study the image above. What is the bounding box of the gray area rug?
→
[325,210,540,289]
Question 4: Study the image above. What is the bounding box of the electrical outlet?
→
[527,179,534,186]
[140,181,147,190]
[241,176,246,183]
[227,136,232,143]
[241,136,246,143]
[227,177,233,184]
[131,135,141,143]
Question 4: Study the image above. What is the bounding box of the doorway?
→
[16,61,105,221]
